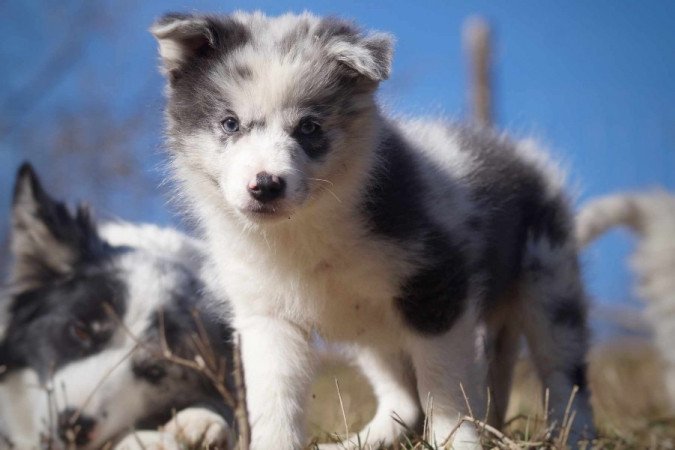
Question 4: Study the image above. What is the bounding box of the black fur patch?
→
[522,192,570,246]
[156,13,251,84]
[363,129,469,335]
[570,362,588,392]
[395,231,469,335]
[453,126,573,306]
[362,131,428,242]
[292,125,330,160]
[549,296,586,329]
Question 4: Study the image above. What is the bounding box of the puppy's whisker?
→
[287,169,335,187]
[319,186,342,204]
[262,230,272,251]
[308,177,335,187]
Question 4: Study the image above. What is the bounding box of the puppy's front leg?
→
[238,315,315,450]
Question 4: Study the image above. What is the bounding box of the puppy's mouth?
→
[241,201,291,221]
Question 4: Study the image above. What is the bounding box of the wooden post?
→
[463,17,493,128]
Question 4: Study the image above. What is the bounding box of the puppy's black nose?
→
[58,408,97,446]
[248,172,286,202]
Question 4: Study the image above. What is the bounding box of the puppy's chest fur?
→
[216,214,414,342]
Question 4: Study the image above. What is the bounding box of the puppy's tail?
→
[576,194,645,248]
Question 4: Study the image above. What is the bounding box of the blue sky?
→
[1,1,674,322]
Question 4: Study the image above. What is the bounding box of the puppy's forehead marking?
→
[212,53,315,119]
[208,17,351,120]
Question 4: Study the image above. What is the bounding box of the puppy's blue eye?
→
[299,119,319,135]
[221,117,240,133]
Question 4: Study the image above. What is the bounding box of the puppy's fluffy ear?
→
[150,13,249,79]
[10,163,106,288]
[321,19,394,81]
[150,13,216,76]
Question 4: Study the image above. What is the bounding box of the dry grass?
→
[307,338,675,449]
[33,336,675,449]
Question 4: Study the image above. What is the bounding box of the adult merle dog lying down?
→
[151,11,595,449]
[0,164,232,449]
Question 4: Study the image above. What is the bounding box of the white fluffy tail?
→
[576,194,643,248]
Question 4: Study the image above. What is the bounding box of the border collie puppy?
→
[578,191,675,412]
[151,12,594,449]
[0,164,232,449]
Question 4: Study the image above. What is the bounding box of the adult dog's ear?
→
[319,18,395,82]
[10,163,106,288]
[150,13,250,81]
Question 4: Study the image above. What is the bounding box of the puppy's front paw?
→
[114,430,181,450]
[163,407,231,448]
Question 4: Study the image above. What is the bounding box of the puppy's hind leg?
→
[484,317,521,430]
[519,236,595,444]
[407,309,487,450]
